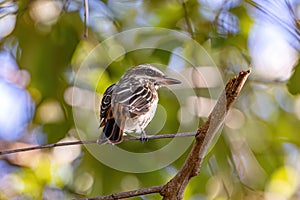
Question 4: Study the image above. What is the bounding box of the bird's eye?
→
[146,69,155,76]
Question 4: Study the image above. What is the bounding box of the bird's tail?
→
[97,118,124,145]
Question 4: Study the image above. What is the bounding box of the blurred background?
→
[0,0,300,199]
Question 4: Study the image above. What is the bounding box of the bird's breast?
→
[123,98,158,134]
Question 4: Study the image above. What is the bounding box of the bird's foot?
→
[139,136,149,143]
[139,129,148,143]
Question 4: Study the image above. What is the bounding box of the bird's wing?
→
[127,85,156,117]
[99,84,115,127]
[99,84,125,144]
[112,83,156,117]
[100,102,125,144]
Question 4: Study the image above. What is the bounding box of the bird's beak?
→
[159,76,181,85]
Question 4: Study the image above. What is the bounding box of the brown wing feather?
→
[99,84,126,144]
[99,84,115,127]
[128,85,156,117]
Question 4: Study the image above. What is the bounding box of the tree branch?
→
[0,140,94,156]
[79,185,164,200]
[160,69,251,199]
[0,132,196,156]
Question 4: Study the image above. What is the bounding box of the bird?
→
[98,64,181,144]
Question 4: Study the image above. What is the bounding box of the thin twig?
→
[83,0,89,38]
[245,0,300,42]
[182,0,195,39]
[0,132,196,156]
[0,140,95,156]
[79,185,164,200]
[123,132,196,141]
[61,0,71,14]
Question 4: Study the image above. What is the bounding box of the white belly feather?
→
[124,98,158,134]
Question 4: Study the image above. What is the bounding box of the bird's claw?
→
[140,129,148,143]
[139,136,149,143]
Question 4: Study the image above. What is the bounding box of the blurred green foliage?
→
[288,61,300,94]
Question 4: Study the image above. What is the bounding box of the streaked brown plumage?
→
[98,64,181,144]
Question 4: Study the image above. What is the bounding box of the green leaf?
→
[287,60,300,95]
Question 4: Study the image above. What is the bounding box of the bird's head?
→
[125,64,181,88]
